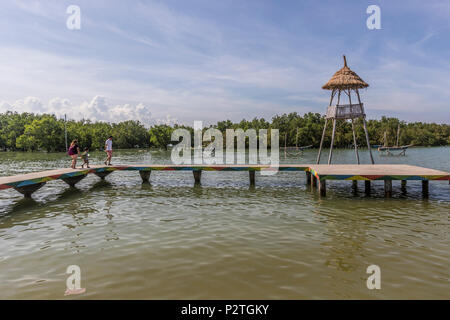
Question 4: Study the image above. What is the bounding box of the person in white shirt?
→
[104,136,113,165]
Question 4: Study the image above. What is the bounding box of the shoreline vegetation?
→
[0,111,448,152]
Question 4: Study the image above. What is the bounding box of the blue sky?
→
[0,0,449,125]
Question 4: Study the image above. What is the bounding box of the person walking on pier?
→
[81,147,90,168]
[104,136,113,165]
[68,139,80,169]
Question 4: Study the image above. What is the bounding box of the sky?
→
[0,0,449,126]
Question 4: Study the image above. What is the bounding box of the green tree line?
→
[0,111,448,152]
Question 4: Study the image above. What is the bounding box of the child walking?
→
[81,147,90,168]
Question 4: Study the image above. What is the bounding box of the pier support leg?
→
[422,180,429,198]
[62,174,87,187]
[319,179,326,197]
[14,182,46,198]
[193,170,202,185]
[365,180,371,195]
[249,171,255,186]
[306,171,311,185]
[311,174,317,188]
[352,180,358,192]
[139,170,151,183]
[94,171,112,180]
[384,180,392,198]
[401,180,407,193]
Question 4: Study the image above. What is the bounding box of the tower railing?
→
[326,103,365,119]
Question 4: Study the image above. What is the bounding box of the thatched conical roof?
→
[322,55,368,90]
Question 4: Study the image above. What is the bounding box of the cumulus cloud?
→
[0,96,159,127]
[155,114,178,126]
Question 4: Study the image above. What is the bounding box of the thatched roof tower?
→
[317,55,374,165]
[322,55,368,90]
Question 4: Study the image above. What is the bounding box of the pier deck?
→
[0,164,448,198]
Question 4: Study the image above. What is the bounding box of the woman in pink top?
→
[67,139,81,169]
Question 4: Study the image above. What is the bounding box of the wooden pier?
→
[0,164,448,198]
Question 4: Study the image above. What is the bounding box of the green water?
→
[0,147,449,299]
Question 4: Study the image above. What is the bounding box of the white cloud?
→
[155,114,178,126]
[0,95,157,127]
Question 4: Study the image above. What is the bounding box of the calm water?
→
[0,147,449,299]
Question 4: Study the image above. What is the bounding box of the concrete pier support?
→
[94,171,112,180]
[384,180,392,197]
[364,180,371,194]
[14,182,46,198]
[422,180,429,197]
[318,179,326,197]
[306,171,311,185]
[249,171,255,186]
[139,170,151,183]
[193,170,202,184]
[62,174,87,187]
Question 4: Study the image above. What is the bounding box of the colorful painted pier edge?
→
[0,164,448,198]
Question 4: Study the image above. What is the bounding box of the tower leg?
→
[351,118,360,164]
[362,117,374,164]
[328,119,336,165]
[316,118,328,164]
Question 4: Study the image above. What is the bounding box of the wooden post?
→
[422,180,429,197]
[311,174,317,188]
[401,180,407,192]
[193,170,202,184]
[306,171,311,185]
[384,180,392,197]
[356,89,374,164]
[317,89,335,164]
[319,179,326,197]
[249,170,255,186]
[365,180,371,194]
[139,170,151,183]
[352,180,358,191]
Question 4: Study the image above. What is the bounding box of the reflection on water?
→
[0,148,449,299]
